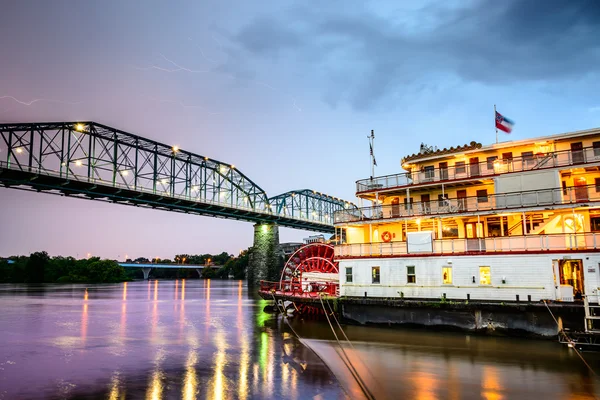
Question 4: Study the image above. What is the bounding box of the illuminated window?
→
[407,266,416,283]
[442,266,452,284]
[479,266,491,285]
[596,178,600,193]
[345,267,353,283]
[372,267,380,284]
[455,161,466,174]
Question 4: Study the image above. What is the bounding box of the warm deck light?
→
[231,165,235,169]
[121,170,129,176]
[192,186,199,191]
[172,145,179,153]
[75,123,85,132]
[161,179,168,184]
[15,148,23,154]
[75,160,83,166]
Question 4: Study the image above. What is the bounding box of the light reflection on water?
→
[0,280,341,399]
[1,280,599,399]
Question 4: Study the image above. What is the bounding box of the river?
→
[0,280,598,399]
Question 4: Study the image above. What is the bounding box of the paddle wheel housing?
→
[259,242,340,316]
[280,242,339,296]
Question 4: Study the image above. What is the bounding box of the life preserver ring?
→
[381,231,392,243]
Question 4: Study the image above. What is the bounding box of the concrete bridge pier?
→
[247,223,281,287]
[141,267,152,280]
[196,268,202,278]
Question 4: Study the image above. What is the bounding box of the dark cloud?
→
[232,0,600,110]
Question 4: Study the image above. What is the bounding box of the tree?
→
[25,251,50,283]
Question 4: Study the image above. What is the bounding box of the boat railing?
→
[335,232,600,257]
[259,280,339,297]
[335,184,600,224]
[356,146,600,193]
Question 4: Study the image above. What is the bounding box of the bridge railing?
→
[0,160,335,226]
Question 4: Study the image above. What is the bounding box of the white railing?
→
[335,232,599,257]
[356,146,600,193]
[335,184,600,224]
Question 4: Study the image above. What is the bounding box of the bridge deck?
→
[119,263,220,269]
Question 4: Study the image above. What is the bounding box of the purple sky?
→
[1,0,599,260]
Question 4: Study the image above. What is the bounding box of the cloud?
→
[231,0,600,110]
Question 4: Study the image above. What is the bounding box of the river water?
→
[0,280,598,399]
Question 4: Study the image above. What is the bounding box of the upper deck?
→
[356,128,600,198]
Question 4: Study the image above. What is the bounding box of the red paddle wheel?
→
[279,242,339,316]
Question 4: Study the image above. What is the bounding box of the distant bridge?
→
[119,262,220,280]
[0,122,356,233]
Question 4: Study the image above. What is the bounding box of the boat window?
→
[442,266,452,284]
[591,216,600,232]
[372,267,380,284]
[594,141,600,157]
[407,266,416,283]
[476,189,488,203]
[479,266,491,285]
[424,165,435,180]
[596,178,600,193]
[522,151,534,167]
[345,267,353,283]
[455,161,466,174]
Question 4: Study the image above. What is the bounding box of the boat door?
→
[574,177,589,202]
[465,222,485,251]
[457,190,467,211]
[439,162,448,180]
[421,194,430,214]
[558,259,584,301]
[571,142,584,164]
[391,197,400,218]
[469,157,480,177]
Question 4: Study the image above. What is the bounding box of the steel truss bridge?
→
[0,122,355,233]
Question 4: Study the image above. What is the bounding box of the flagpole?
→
[371,130,375,179]
[494,104,498,144]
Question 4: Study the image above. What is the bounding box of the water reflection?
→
[1,280,598,400]
[482,366,503,400]
[211,331,227,400]
[182,351,198,400]
[81,289,88,344]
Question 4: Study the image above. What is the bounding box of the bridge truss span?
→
[269,189,357,226]
[0,122,353,232]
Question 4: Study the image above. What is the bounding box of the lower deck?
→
[337,252,600,303]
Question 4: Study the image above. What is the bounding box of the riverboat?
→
[261,127,600,336]
[334,128,600,308]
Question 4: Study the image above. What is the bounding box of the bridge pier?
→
[248,223,281,287]
[196,268,202,278]
[141,267,152,280]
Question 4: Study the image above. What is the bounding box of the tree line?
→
[0,249,251,283]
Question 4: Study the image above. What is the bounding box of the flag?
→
[495,111,515,133]
[370,142,377,166]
